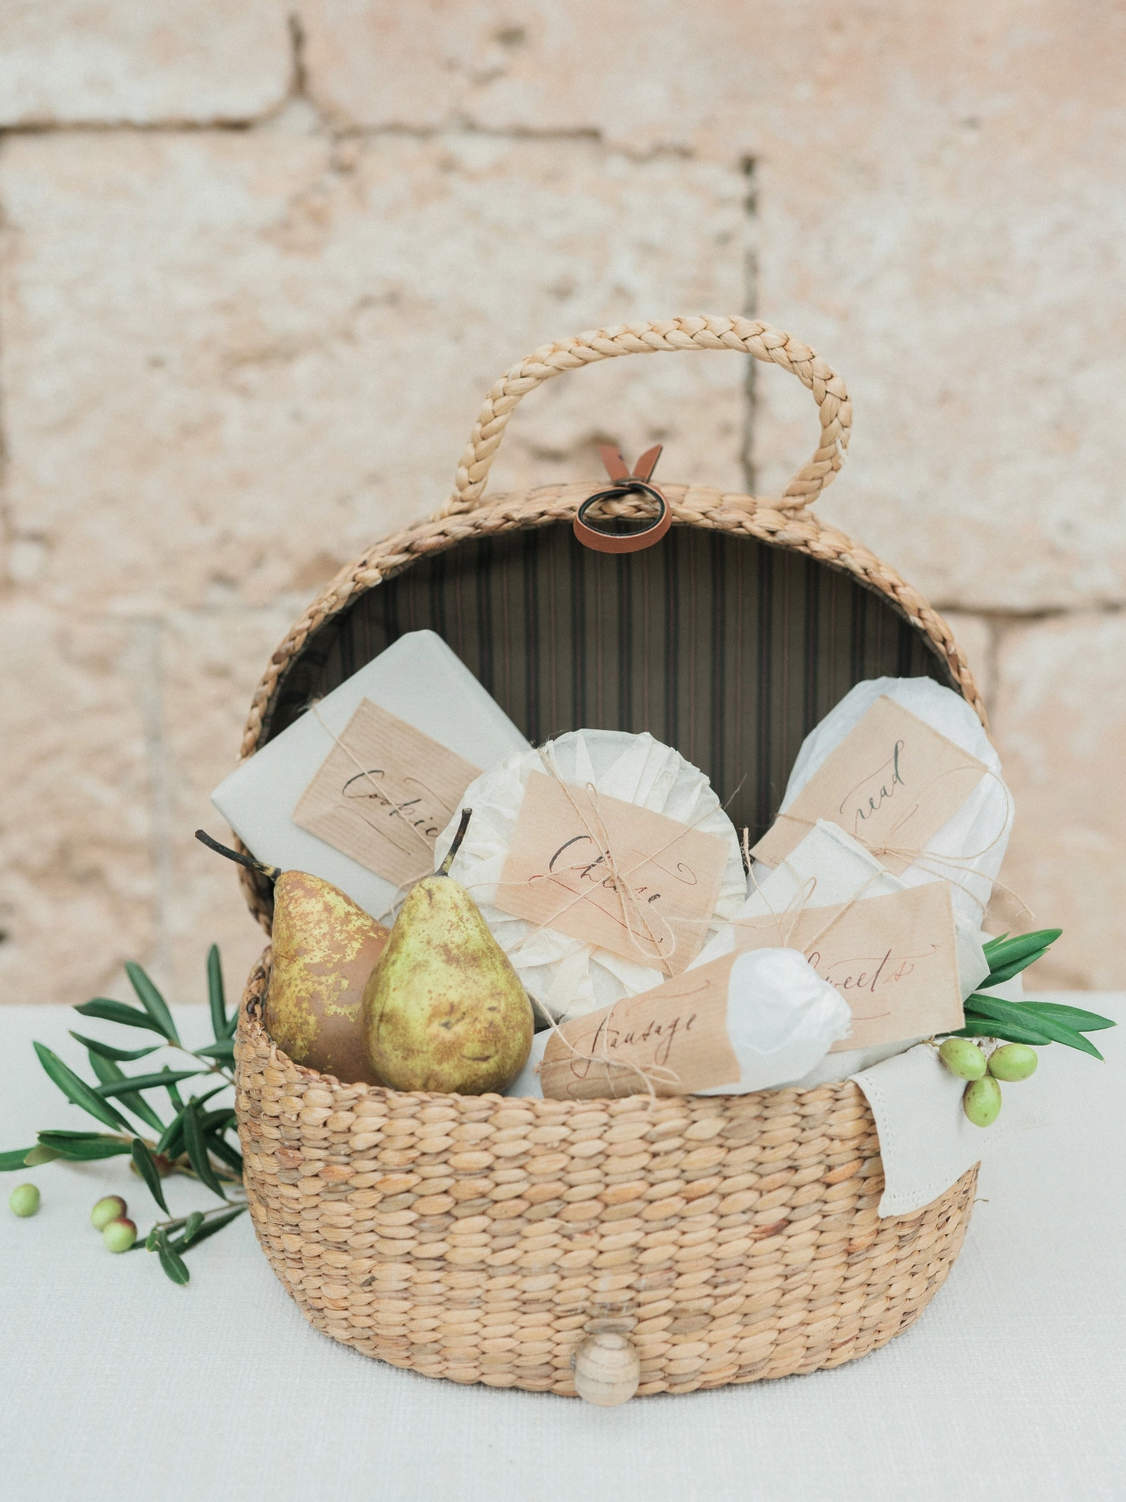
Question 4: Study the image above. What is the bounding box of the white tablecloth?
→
[1,998,1123,1502]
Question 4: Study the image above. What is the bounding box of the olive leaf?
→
[69,1033,163,1063]
[0,1148,37,1172]
[94,1069,202,1100]
[124,962,181,1046]
[154,1232,191,1286]
[205,1133,244,1175]
[131,1137,170,1215]
[183,1102,226,1199]
[946,1019,1054,1047]
[86,1050,165,1134]
[959,993,1108,1058]
[156,1085,228,1160]
[72,999,168,1035]
[32,1043,131,1132]
[981,928,1063,965]
[164,1072,186,1112]
[22,1144,63,1166]
[37,1131,132,1162]
[156,1105,187,1159]
[1021,1000,1117,1032]
[978,928,1062,988]
[176,1211,205,1249]
[207,944,226,1041]
[176,1204,246,1250]
[193,1039,235,1063]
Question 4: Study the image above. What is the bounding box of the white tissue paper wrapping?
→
[693,819,990,1086]
[211,630,530,922]
[504,948,851,1100]
[436,729,747,1022]
[692,948,853,1095]
[507,1031,550,1100]
[756,676,1013,929]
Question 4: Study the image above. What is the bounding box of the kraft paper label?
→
[751,696,987,874]
[293,699,481,888]
[734,882,964,1050]
[539,952,742,1101]
[495,771,729,973]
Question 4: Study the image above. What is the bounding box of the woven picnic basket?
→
[233,318,982,1400]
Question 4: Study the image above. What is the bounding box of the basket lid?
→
[237,318,980,928]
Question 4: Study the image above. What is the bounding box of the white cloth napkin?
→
[851,1031,1047,1216]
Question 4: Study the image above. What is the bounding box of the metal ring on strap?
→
[572,480,671,554]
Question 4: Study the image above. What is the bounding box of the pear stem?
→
[194,829,282,883]
[438,807,473,876]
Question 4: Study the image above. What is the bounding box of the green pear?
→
[195,831,388,1084]
[363,810,533,1095]
[265,869,389,1084]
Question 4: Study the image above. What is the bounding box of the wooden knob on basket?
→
[572,1332,641,1407]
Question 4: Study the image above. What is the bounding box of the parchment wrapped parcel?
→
[211,630,530,922]
[506,949,851,1100]
[752,676,1012,927]
[435,730,746,1021]
[694,820,990,1085]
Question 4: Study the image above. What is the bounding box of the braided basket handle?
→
[441,316,851,517]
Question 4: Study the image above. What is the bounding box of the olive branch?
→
[1,945,246,1285]
[942,929,1116,1056]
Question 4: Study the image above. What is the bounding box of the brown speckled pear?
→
[194,830,388,1085]
[362,810,533,1094]
[265,871,389,1085]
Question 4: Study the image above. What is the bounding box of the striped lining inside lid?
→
[266,523,953,847]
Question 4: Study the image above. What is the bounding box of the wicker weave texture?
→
[237,955,976,1396]
[442,316,851,515]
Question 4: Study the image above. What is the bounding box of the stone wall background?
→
[1,0,1123,1005]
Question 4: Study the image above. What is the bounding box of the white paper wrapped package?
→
[759,676,1012,927]
[696,819,991,1086]
[435,730,746,1022]
[210,630,530,922]
[507,947,851,1099]
[692,948,852,1095]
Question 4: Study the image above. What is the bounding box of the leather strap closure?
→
[574,446,671,554]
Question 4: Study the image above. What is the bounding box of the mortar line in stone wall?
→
[939,603,1126,622]
[0,119,687,157]
[325,123,694,162]
[288,8,309,101]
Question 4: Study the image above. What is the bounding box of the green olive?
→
[939,1038,988,1080]
[8,1183,40,1218]
[102,1216,138,1253]
[91,1194,127,1231]
[963,1075,1003,1127]
[988,1043,1038,1081]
